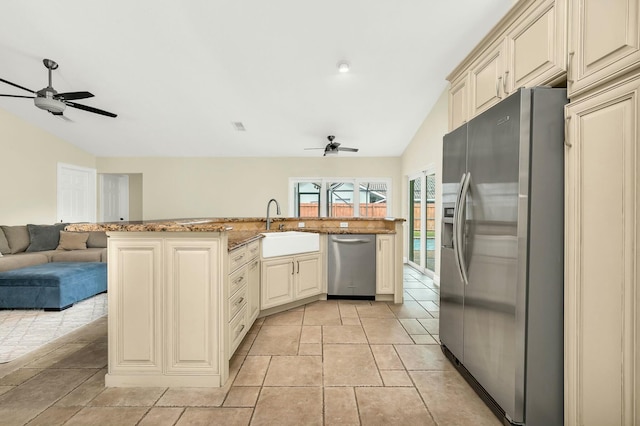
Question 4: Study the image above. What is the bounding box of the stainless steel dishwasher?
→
[327,234,376,299]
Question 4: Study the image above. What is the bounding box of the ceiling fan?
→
[0,58,117,118]
[306,135,359,156]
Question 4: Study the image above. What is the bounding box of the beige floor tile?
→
[417,318,439,334]
[223,386,260,407]
[370,344,404,370]
[300,325,322,343]
[324,387,359,425]
[380,370,413,386]
[0,386,12,396]
[262,310,304,326]
[65,407,148,425]
[26,406,81,426]
[0,367,43,386]
[388,300,431,319]
[138,407,184,426]
[155,387,227,407]
[411,334,439,344]
[355,387,435,425]
[394,344,453,371]
[411,371,501,425]
[50,341,108,369]
[263,356,322,386]
[360,317,413,344]
[405,288,440,301]
[355,303,396,318]
[429,311,439,319]
[234,332,257,355]
[90,386,165,406]
[399,318,429,334]
[25,343,88,369]
[322,325,368,344]
[340,316,361,325]
[298,343,322,355]
[252,387,322,426]
[248,326,301,355]
[323,344,382,386]
[337,303,359,318]
[56,368,107,407]
[176,407,253,426]
[419,301,440,312]
[233,356,271,386]
[229,354,246,377]
[303,302,342,326]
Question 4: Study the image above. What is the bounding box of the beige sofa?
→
[0,224,107,273]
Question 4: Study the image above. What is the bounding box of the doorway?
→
[100,174,129,222]
[407,168,436,276]
[57,163,97,223]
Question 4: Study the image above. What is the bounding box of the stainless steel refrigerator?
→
[440,87,565,426]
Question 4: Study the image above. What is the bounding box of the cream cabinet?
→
[261,252,322,310]
[568,0,640,97]
[448,0,567,129]
[106,232,227,387]
[375,235,395,295]
[227,240,260,357]
[564,74,640,426]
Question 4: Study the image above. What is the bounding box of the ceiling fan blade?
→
[65,101,117,118]
[337,147,359,152]
[0,94,35,99]
[51,111,74,122]
[55,91,94,101]
[304,147,326,150]
[0,78,35,94]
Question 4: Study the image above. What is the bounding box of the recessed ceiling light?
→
[337,61,350,73]
[231,121,246,131]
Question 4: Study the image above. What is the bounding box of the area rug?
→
[0,293,107,363]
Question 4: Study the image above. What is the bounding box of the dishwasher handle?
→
[330,237,372,244]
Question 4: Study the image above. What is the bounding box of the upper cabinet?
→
[568,0,640,96]
[448,0,567,130]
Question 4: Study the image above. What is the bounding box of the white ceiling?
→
[0,0,514,158]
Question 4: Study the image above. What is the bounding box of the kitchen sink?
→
[260,231,320,258]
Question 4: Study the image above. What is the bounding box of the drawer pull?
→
[250,260,259,270]
[235,297,245,305]
[236,324,245,336]
[233,275,245,284]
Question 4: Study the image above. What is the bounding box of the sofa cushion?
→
[0,253,48,272]
[0,229,10,255]
[87,231,107,248]
[51,248,104,263]
[1,226,30,254]
[26,224,68,252]
[57,231,89,251]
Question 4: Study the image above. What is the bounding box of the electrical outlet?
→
[340,222,349,228]
[298,222,305,228]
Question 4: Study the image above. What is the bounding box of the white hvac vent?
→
[231,121,246,131]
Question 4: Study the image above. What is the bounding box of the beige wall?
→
[0,108,96,225]
[400,88,448,279]
[96,157,402,220]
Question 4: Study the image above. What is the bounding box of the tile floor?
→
[0,266,500,425]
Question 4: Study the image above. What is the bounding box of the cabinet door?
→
[565,76,639,425]
[247,258,261,323]
[449,72,470,131]
[108,238,163,374]
[261,257,294,309]
[294,253,322,299]
[568,0,640,96]
[507,0,566,92]
[470,39,506,117]
[375,235,395,295]
[164,239,221,375]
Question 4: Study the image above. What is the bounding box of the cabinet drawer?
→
[229,284,248,320]
[228,247,248,273]
[229,305,248,356]
[246,240,260,260]
[229,265,247,296]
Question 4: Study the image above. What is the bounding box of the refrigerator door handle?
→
[457,172,471,285]
[452,173,466,284]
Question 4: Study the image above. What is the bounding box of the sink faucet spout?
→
[266,198,281,230]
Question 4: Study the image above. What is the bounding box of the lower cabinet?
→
[261,252,322,310]
[106,233,226,387]
[375,234,395,295]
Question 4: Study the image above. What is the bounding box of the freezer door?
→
[439,124,467,361]
[464,89,523,420]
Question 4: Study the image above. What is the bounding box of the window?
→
[290,178,391,218]
[408,168,437,276]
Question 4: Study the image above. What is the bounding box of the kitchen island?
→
[67,217,404,387]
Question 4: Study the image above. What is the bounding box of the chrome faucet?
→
[266,198,281,230]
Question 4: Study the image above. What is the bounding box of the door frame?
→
[57,162,97,223]
[406,164,437,277]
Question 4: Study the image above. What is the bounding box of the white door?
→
[100,174,129,222]
[57,163,96,223]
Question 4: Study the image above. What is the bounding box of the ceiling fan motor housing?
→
[34,96,66,114]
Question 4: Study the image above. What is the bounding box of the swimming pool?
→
[413,238,435,251]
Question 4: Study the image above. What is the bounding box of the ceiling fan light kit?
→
[337,61,350,73]
[0,58,117,118]
[304,135,359,156]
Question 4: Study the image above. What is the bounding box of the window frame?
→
[288,177,392,218]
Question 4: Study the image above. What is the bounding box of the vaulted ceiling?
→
[0,0,513,157]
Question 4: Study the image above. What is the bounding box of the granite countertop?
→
[65,219,231,233]
[227,231,264,251]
